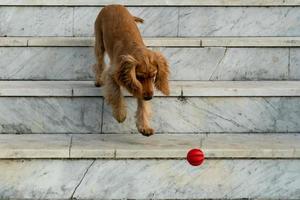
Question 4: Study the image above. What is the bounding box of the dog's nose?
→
[143,96,152,101]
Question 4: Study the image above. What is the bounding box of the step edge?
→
[0,133,299,159]
[0,81,299,97]
[1,0,300,6]
[2,37,300,47]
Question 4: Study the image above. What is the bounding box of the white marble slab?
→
[0,81,180,96]
[201,37,300,47]
[27,37,202,47]
[0,81,73,96]
[71,134,202,158]
[290,49,300,80]
[2,7,300,37]
[114,135,201,158]
[202,134,300,158]
[74,7,178,37]
[102,97,300,133]
[0,97,103,134]
[0,159,94,199]
[0,37,27,46]
[0,47,95,80]
[72,81,181,96]
[70,134,115,158]
[2,37,300,47]
[28,37,93,47]
[0,95,297,134]
[179,81,300,96]
[0,134,70,158]
[1,0,300,6]
[73,160,300,199]
[0,159,299,199]
[160,47,289,80]
[0,47,290,80]
[0,82,299,133]
[179,7,300,36]
[0,7,73,36]
[0,81,300,97]
[1,133,299,159]
[145,37,201,47]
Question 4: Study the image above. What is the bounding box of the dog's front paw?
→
[94,80,104,87]
[113,109,127,123]
[138,126,155,137]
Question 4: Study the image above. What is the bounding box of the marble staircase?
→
[0,133,300,199]
[0,0,300,199]
[0,81,299,134]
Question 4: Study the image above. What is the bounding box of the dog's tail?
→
[133,16,144,24]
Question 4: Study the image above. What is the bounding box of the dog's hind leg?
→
[136,99,154,136]
[104,72,127,123]
[93,28,105,87]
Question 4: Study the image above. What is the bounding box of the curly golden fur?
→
[93,4,170,136]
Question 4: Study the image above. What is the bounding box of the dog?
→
[93,5,170,136]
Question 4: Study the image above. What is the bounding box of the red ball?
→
[187,148,205,166]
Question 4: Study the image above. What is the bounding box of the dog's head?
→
[115,49,170,100]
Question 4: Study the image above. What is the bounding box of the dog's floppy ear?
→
[115,55,142,97]
[154,52,170,96]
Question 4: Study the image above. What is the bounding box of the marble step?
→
[1,0,300,6]
[2,37,300,47]
[1,7,300,37]
[1,37,300,81]
[0,133,299,199]
[0,81,300,134]
[0,133,299,159]
[0,81,300,97]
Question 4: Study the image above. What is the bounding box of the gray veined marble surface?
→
[0,81,299,97]
[178,7,300,37]
[0,134,71,158]
[0,47,291,80]
[2,36,300,47]
[0,159,299,199]
[0,47,95,80]
[0,97,103,134]
[0,97,299,134]
[2,0,300,6]
[1,7,300,36]
[0,159,94,199]
[0,6,178,37]
[0,7,73,36]
[102,97,300,133]
[1,133,299,159]
[159,47,289,81]
[74,160,300,199]
[290,49,300,80]
[73,7,179,37]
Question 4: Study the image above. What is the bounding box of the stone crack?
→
[68,135,73,158]
[209,47,228,80]
[70,160,95,199]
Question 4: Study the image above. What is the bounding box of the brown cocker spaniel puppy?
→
[93,4,170,136]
